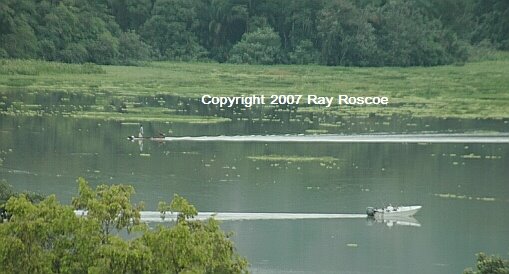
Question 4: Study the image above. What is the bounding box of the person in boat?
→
[0,206,8,222]
[385,204,399,212]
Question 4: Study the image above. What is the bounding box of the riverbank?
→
[1,57,509,124]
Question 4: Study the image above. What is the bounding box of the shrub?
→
[228,27,281,65]
[59,43,89,64]
[118,30,151,65]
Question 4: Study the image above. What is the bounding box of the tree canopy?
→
[0,178,248,273]
[0,0,507,66]
[464,253,509,274]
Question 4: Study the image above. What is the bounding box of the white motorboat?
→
[366,205,422,217]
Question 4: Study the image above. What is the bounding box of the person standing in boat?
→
[139,124,144,138]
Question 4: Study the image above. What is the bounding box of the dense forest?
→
[0,0,508,66]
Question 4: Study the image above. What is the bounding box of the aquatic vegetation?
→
[1,59,509,125]
[433,193,497,202]
[71,111,230,124]
[319,123,342,128]
[0,59,105,75]
[305,129,328,134]
[248,155,338,162]
[461,153,482,159]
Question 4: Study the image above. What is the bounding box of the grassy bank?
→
[1,56,509,121]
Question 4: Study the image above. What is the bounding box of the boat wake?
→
[75,210,366,222]
[75,210,422,227]
[128,133,509,144]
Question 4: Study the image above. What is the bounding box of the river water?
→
[1,116,508,273]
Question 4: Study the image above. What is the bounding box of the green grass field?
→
[1,56,509,121]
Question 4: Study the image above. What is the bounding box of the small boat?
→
[127,135,166,141]
[366,205,421,217]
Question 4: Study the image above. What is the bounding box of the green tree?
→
[36,3,79,56]
[87,32,120,65]
[149,194,248,273]
[1,180,44,221]
[1,0,500,66]
[141,0,207,60]
[367,1,448,66]
[35,1,123,64]
[72,177,143,242]
[0,194,101,273]
[118,30,152,65]
[89,237,153,274]
[471,0,509,50]
[284,0,323,53]
[109,0,152,31]
[0,0,39,58]
[415,0,476,41]
[198,0,249,62]
[289,39,319,64]
[464,253,509,274]
[38,39,58,61]
[228,26,281,64]
[0,20,38,59]
[316,0,377,66]
[58,43,89,64]
[159,193,198,222]
[1,178,248,273]
[0,180,14,206]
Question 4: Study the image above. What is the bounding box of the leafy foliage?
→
[228,27,281,64]
[471,0,509,50]
[289,39,319,64]
[141,0,207,61]
[0,180,14,206]
[0,194,101,273]
[159,193,198,222]
[153,194,247,273]
[0,0,507,66]
[317,0,376,66]
[368,1,468,66]
[0,178,248,273]
[1,180,45,222]
[118,30,152,65]
[464,253,509,274]
[72,177,143,242]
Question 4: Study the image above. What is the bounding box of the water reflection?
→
[138,139,143,152]
[366,216,421,228]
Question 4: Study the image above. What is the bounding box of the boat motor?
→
[366,207,375,217]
